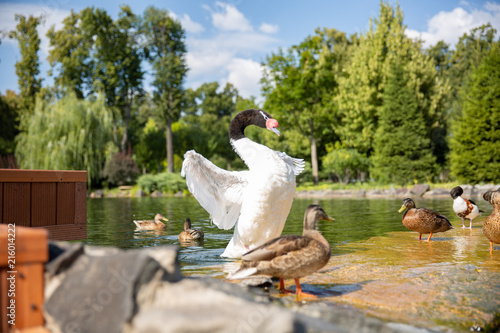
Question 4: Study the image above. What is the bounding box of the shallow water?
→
[84,196,500,331]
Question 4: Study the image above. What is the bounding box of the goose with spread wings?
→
[181,109,304,258]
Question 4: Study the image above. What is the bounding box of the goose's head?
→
[398,198,415,212]
[154,213,168,223]
[303,204,335,231]
[229,109,280,140]
[450,186,463,199]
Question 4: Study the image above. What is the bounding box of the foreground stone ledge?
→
[43,243,434,333]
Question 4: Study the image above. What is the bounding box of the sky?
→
[1,0,499,102]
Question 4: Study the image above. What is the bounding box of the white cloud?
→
[221,58,263,99]
[179,14,205,34]
[204,2,253,32]
[0,3,70,56]
[406,2,500,48]
[259,23,279,34]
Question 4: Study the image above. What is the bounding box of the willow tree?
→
[335,1,449,166]
[262,28,350,184]
[16,94,114,186]
[9,14,42,114]
[141,6,188,172]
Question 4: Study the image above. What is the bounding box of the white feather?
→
[227,267,258,280]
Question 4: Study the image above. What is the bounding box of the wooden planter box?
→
[0,225,49,332]
[0,169,87,241]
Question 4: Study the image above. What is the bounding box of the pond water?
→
[84,196,494,273]
[83,196,500,331]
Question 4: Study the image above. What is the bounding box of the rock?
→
[150,190,164,197]
[410,184,430,197]
[422,188,450,198]
[135,189,146,197]
[44,243,181,333]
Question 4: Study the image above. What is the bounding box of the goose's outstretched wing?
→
[277,152,305,176]
[181,150,249,230]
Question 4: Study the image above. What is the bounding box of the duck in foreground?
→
[178,218,204,241]
[451,186,481,229]
[228,205,335,298]
[398,198,453,241]
[181,109,304,258]
[483,189,500,253]
[133,213,168,231]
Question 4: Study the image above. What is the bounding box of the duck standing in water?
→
[181,109,304,258]
[451,186,481,229]
[483,189,500,253]
[398,198,453,241]
[228,205,335,298]
[133,213,168,231]
[178,218,204,241]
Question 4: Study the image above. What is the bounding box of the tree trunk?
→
[309,120,319,185]
[120,103,131,154]
[166,90,175,173]
[166,116,174,173]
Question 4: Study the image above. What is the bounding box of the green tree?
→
[371,60,436,185]
[16,93,114,186]
[449,44,500,183]
[134,118,166,173]
[262,28,350,184]
[0,91,20,155]
[141,6,188,173]
[336,1,449,164]
[9,14,42,114]
[322,143,370,184]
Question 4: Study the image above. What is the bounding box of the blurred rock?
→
[410,184,430,197]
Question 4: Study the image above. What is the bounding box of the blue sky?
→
[1,0,499,101]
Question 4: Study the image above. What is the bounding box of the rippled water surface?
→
[84,196,494,272]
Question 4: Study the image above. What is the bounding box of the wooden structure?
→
[0,169,87,240]
[1,225,50,332]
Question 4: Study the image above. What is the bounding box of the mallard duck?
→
[181,109,304,258]
[398,198,453,241]
[483,189,500,253]
[228,205,335,298]
[451,186,481,229]
[133,213,168,231]
[178,218,204,241]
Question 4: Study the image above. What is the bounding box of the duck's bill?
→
[397,205,406,213]
[321,215,336,222]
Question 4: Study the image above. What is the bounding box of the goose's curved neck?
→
[229,109,263,141]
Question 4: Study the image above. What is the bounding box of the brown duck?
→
[483,189,500,253]
[133,213,168,231]
[398,198,453,241]
[178,218,204,241]
[228,205,335,298]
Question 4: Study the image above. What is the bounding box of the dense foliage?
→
[449,44,500,183]
[4,2,499,188]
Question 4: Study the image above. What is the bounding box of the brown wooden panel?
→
[3,183,30,226]
[56,183,75,225]
[75,182,87,225]
[38,223,87,241]
[0,169,87,183]
[31,183,57,227]
[0,183,3,224]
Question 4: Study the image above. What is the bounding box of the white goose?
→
[181,109,304,258]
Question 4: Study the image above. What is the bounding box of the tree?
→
[141,6,188,173]
[370,60,436,185]
[0,91,20,155]
[449,44,500,183]
[322,143,370,184]
[47,6,144,153]
[262,28,350,184]
[16,93,114,186]
[9,14,42,114]
[335,1,449,165]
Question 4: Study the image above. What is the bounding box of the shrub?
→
[102,153,140,186]
[137,172,187,194]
